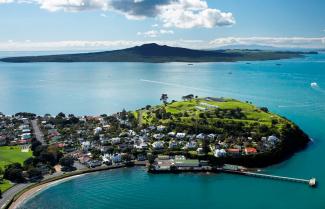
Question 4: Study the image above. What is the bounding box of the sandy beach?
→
[9,175,84,209]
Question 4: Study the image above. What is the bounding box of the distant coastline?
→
[0,43,317,63]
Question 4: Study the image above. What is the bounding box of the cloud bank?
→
[0,37,324,51]
[0,0,235,28]
[210,37,325,48]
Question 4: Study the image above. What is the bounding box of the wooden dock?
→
[223,169,317,187]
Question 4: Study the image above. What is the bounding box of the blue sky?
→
[0,0,324,50]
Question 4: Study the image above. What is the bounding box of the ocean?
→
[0,52,324,209]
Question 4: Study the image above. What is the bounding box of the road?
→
[31,120,46,145]
[0,183,32,209]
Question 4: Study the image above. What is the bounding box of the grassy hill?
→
[0,43,309,63]
[135,97,309,167]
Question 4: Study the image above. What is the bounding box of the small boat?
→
[276,63,282,66]
[188,63,194,66]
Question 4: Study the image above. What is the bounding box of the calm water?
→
[1,52,324,209]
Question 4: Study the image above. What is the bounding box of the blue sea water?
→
[0,52,324,209]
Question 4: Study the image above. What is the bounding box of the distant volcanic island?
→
[0,43,317,63]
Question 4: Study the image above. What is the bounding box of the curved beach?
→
[9,175,84,209]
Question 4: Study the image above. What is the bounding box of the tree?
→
[56,112,66,118]
[182,94,194,101]
[160,94,168,105]
[27,168,42,180]
[4,163,25,183]
[260,107,269,113]
[59,156,74,168]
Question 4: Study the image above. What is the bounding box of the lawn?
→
[0,146,33,169]
[0,179,12,192]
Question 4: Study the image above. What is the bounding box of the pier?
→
[222,169,317,187]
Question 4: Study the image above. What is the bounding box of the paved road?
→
[31,120,46,145]
[0,183,32,209]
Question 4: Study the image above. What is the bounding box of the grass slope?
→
[0,146,32,169]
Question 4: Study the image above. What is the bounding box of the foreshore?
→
[5,163,136,209]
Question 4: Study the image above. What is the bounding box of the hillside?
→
[136,97,310,167]
[0,43,309,63]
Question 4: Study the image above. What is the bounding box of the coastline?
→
[5,164,131,209]
[9,175,84,209]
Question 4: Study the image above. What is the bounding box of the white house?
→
[157,125,166,132]
[168,132,176,137]
[176,133,186,139]
[214,149,226,157]
[94,127,102,135]
[152,141,164,149]
[153,133,165,140]
[82,141,91,151]
[196,133,206,140]
[268,135,279,144]
[110,137,121,145]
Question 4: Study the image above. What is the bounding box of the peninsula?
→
[0,43,315,63]
[0,96,313,208]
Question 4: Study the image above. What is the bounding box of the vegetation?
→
[0,43,309,63]
[0,146,33,170]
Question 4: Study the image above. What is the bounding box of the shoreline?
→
[5,164,130,209]
[9,174,84,209]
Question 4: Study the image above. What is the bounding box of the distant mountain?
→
[217,44,281,51]
[0,43,313,63]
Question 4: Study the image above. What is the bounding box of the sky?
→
[0,0,325,50]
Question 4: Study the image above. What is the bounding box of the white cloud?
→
[0,39,208,51]
[152,24,159,28]
[1,0,235,29]
[158,0,235,28]
[36,0,108,12]
[137,29,174,37]
[209,37,325,48]
[0,0,13,3]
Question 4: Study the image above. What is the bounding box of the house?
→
[227,149,241,156]
[168,132,176,137]
[153,133,165,140]
[87,160,102,168]
[185,141,197,149]
[214,149,226,157]
[94,127,102,135]
[82,141,91,151]
[196,133,206,140]
[110,137,121,145]
[111,153,122,163]
[157,125,166,132]
[152,141,164,149]
[176,133,186,139]
[244,147,257,155]
[268,135,279,144]
[169,141,178,149]
[197,147,204,155]
[174,156,199,167]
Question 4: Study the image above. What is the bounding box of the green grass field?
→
[0,179,12,192]
[137,98,288,128]
[0,146,33,169]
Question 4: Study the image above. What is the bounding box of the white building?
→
[176,133,186,139]
[152,141,164,149]
[82,141,91,151]
[157,125,166,132]
[214,149,226,157]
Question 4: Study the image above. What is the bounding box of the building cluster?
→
[0,114,32,147]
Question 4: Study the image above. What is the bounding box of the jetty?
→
[221,165,317,187]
